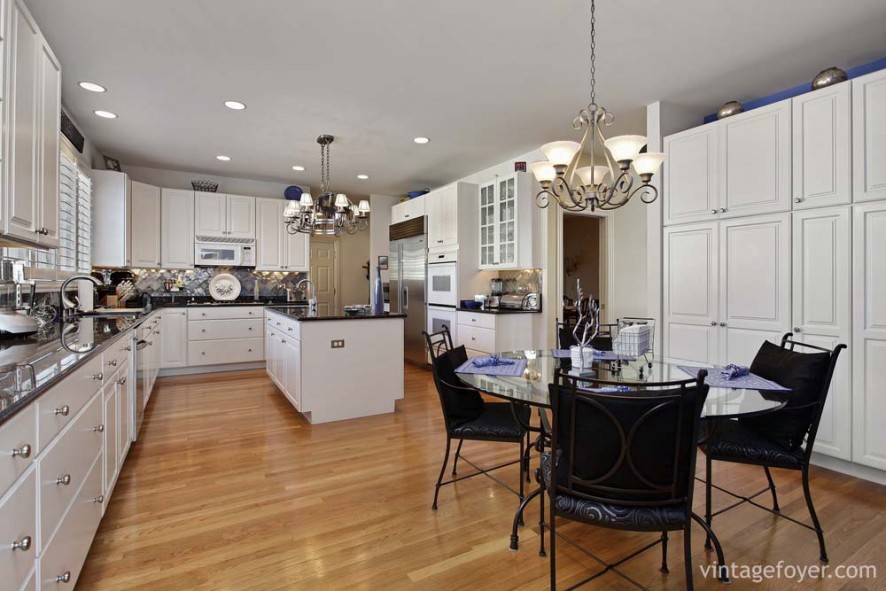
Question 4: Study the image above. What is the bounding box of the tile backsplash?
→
[495,269,542,294]
[99,268,308,299]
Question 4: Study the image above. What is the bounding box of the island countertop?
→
[266,306,406,322]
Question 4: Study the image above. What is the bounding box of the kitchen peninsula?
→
[264,306,405,424]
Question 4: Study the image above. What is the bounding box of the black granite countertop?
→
[456,306,541,315]
[0,310,159,426]
[266,306,406,322]
[150,295,308,308]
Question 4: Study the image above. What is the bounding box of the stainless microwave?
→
[195,241,255,266]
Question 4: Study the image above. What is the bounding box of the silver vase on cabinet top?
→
[717,101,744,119]
[811,67,847,90]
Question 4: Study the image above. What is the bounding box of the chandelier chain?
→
[589,0,596,106]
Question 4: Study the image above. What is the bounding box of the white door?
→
[226,195,256,239]
[852,69,886,203]
[195,192,226,237]
[792,207,851,459]
[161,189,194,269]
[284,231,309,272]
[310,240,336,316]
[663,125,720,225]
[159,310,188,369]
[130,182,161,268]
[37,40,61,247]
[792,82,851,210]
[663,222,719,364]
[718,102,792,219]
[719,213,791,365]
[852,202,886,470]
[256,199,284,270]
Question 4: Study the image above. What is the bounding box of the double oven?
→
[427,250,458,349]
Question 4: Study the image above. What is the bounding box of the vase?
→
[372,266,384,315]
[570,345,595,370]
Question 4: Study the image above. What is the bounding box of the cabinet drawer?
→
[188,338,264,366]
[36,354,103,452]
[0,405,36,498]
[188,318,264,341]
[0,469,36,591]
[267,314,300,340]
[187,306,263,321]
[39,452,103,590]
[458,311,496,330]
[101,334,132,381]
[39,392,103,552]
[459,325,495,353]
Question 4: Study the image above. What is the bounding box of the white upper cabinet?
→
[195,193,255,239]
[130,182,161,268]
[663,125,719,225]
[426,185,458,248]
[391,197,425,224]
[718,101,792,219]
[91,171,131,268]
[852,68,886,203]
[37,38,61,247]
[792,82,852,209]
[161,189,195,269]
[478,173,536,270]
[283,226,309,271]
[256,198,308,272]
[227,194,256,239]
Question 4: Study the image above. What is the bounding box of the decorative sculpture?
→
[570,280,599,371]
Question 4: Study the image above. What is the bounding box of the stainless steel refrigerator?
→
[390,217,427,365]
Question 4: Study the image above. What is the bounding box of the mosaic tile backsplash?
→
[495,269,542,294]
[98,268,308,299]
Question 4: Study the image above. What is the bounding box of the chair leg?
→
[802,467,828,563]
[518,437,525,502]
[539,473,547,557]
[691,513,729,583]
[523,431,532,482]
[660,531,669,574]
[764,466,780,512]
[683,525,694,591]
[451,439,463,476]
[432,437,452,510]
[704,453,713,551]
[549,492,557,591]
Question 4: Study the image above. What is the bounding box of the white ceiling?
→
[25,0,886,196]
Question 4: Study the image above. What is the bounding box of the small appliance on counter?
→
[498,292,541,311]
[490,278,504,297]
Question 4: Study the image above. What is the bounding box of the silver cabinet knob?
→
[795,198,803,203]
[201,352,206,356]
[107,359,118,367]
[711,209,718,215]
[710,321,717,326]
[720,208,726,213]
[117,377,127,385]
[93,373,103,381]
[202,329,206,333]
[92,424,105,433]
[793,327,802,333]
[249,327,253,331]
[11,535,32,551]
[92,495,104,504]
[719,322,727,327]
[12,444,31,459]
[56,474,72,486]
[124,346,132,351]
[56,571,72,583]
[54,405,70,416]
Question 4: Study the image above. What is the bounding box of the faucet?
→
[60,275,103,318]
[296,278,317,313]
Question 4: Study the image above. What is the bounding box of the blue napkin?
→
[721,364,750,381]
[590,385,633,393]
[472,355,515,368]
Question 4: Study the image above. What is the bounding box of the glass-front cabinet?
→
[480,183,496,266]
[478,173,534,270]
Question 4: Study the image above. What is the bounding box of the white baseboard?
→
[158,362,266,377]
[810,453,886,485]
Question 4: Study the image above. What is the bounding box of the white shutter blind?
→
[77,171,92,272]
[57,153,79,271]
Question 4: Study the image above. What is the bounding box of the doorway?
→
[559,212,609,321]
[310,239,338,315]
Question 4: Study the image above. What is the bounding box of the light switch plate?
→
[331,339,345,349]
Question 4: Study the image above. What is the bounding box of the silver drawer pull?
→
[248,327,253,331]
[123,346,132,351]
[93,373,103,381]
[11,535,32,551]
[248,348,253,352]
[92,495,104,504]
[56,571,72,583]
[12,444,31,459]
[93,424,105,433]
[118,377,127,385]
[202,329,206,333]
[108,359,118,367]
[56,474,72,486]
[54,405,70,416]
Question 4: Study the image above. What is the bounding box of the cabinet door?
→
[195,192,226,237]
[284,231,309,271]
[161,189,195,269]
[663,125,720,225]
[256,199,284,270]
[852,202,886,470]
[497,176,517,267]
[103,385,118,497]
[663,222,719,363]
[852,69,886,203]
[478,182,496,268]
[283,338,301,410]
[792,207,851,459]
[37,41,60,247]
[227,195,256,239]
[719,102,792,219]
[159,310,188,368]
[117,362,131,456]
[719,213,791,365]
[130,182,161,267]
[390,201,407,224]
[792,83,851,210]
[427,186,458,248]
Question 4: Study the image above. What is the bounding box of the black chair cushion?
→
[702,419,805,469]
[740,340,831,450]
[434,346,484,425]
[450,402,530,442]
[540,453,687,531]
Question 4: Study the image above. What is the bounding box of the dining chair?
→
[700,333,845,563]
[423,327,531,510]
[544,369,727,590]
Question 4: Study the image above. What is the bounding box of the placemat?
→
[677,365,790,391]
[456,357,528,377]
[552,349,636,361]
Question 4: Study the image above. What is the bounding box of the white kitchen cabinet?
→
[160,309,188,368]
[256,198,309,272]
[36,38,60,247]
[185,306,264,368]
[792,82,851,210]
[227,194,256,239]
[91,171,131,267]
[282,336,301,410]
[391,197,425,224]
[793,207,851,460]
[195,193,255,239]
[456,311,535,355]
[852,201,886,471]
[852,68,886,203]
[663,125,719,226]
[161,189,195,269]
[116,361,131,462]
[427,185,458,248]
[103,381,119,499]
[130,181,161,268]
[0,468,36,591]
[478,172,537,270]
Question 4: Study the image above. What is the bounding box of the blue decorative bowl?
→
[285,185,303,200]
[407,189,429,199]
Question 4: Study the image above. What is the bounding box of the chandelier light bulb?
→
[540,141,582,167]
[631,152,666,176]
[603,135,647,163]
[529,161,557,183]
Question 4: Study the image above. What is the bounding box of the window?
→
[56,151,92,274]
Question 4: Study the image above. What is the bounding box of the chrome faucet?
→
[59,275,102,318]
[296,279,317,313]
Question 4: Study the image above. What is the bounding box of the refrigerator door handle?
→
[403,285,408,310]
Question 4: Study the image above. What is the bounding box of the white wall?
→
[368,194,401,308]
[120,164,309,199]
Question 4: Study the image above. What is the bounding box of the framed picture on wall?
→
[378,255,389,270]
[103,155,122,171]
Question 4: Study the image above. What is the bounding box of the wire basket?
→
[611,317,656,363]
[191,180,219,192]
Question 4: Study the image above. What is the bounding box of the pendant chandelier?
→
[530,0,665,212]
[284,135,370,236]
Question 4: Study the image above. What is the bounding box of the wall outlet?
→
[331,339,345,349]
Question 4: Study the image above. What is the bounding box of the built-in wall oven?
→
[427,305,457,361]
[427,250,458,307]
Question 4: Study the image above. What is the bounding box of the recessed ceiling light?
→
[356,174,369,180]
[216,155,231,161]
[79,81,106,93]
[224,100,246,110]
[292,165,305,171]
[93,110,117,119]
[413,137,430,144]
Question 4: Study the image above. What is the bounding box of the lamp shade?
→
[284,201,299,217]
[529,161,557,183]
[575,165,610,187]
[334,193,350,208]
[358,200,371,214]
[603,135,647,162]
[632,152,666,176]
[540,141,582,166]
[300,193,314,209]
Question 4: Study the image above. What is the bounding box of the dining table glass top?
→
[455,350,789,419]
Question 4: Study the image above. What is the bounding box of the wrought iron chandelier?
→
[530,0,665,212]
[284,135,370,236]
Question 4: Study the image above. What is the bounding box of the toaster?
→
[498,293,541,311]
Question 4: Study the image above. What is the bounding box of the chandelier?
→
[530,0,665,212]
[284,135,370,236]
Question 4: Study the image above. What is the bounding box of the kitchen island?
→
[264,306,405,424]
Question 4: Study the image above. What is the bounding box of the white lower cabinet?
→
[282,337,301,410]
[0,469,36,591]
[103,383,119,503]
[265,313,301,409]
[455,311,535,355]
[160,309,188,368]
[188,338,264,366]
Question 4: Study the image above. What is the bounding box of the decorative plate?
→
[209,273,241,301]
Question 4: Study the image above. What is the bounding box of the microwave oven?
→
[195,241,255,267]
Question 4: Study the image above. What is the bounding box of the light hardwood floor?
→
[79,366,885,590]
